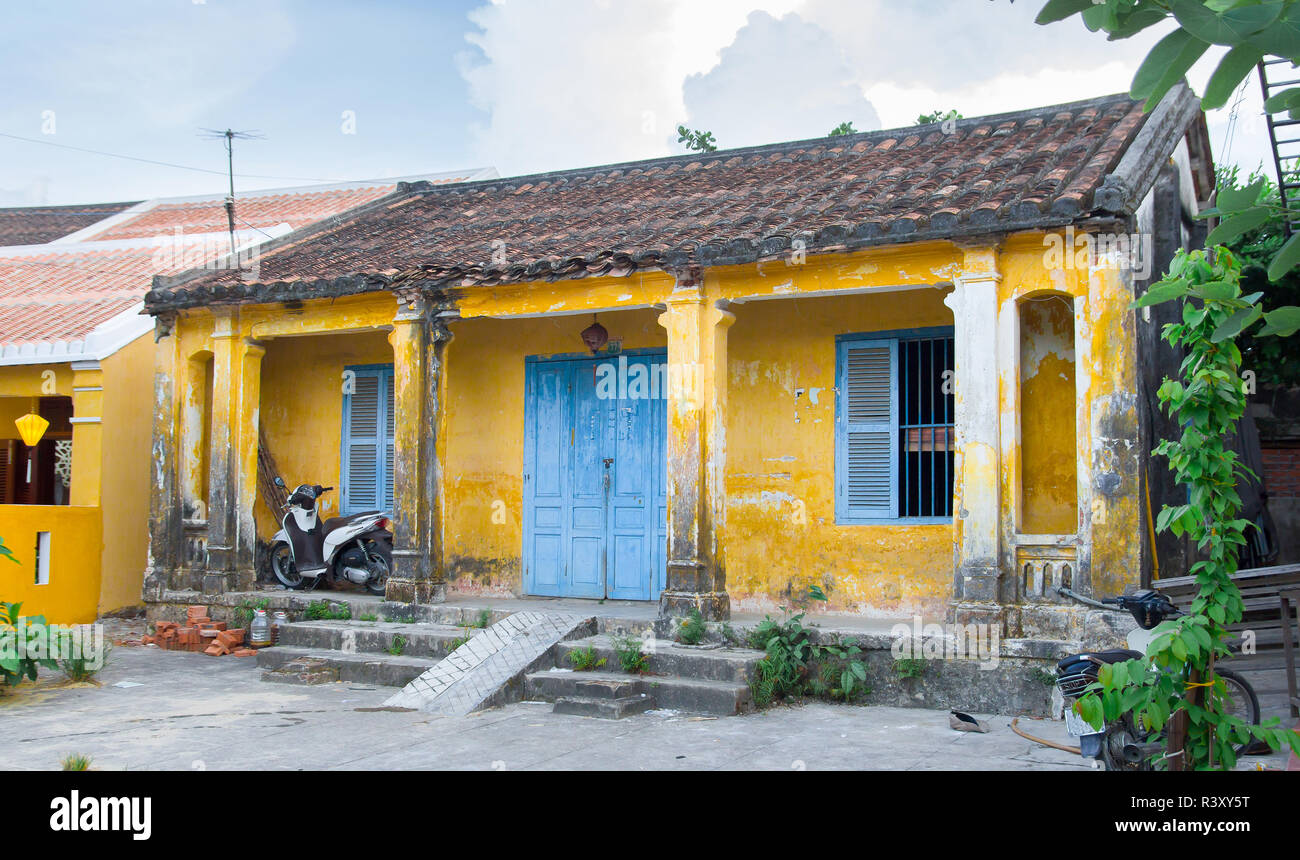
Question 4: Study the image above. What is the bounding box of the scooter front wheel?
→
[269,541,305,589]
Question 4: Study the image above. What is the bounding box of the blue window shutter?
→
[383,369,395,512]
[837,339,898,521]
[341,365,394,515]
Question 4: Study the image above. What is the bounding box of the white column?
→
[944,247,1003,607]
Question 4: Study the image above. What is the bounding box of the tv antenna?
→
[198,127,266,255]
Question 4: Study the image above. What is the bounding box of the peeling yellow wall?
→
[1019,295,1077,535]
[155,231,1144,615]
[255,330,395,537]
[444,309,667,593]
[724,289,954,617]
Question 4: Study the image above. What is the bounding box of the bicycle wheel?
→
[1217,668,1261,726]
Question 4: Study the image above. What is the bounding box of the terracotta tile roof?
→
[147,92,1196,312]
[91,185,399,241]
[0,244,200,347]
[0,201,139,246]
[0,172,495,358]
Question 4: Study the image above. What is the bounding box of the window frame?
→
[340,362,395,516]
[834,326,955,525]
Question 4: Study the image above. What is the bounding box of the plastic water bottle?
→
[271,611,289,644]
[249,609,272,647]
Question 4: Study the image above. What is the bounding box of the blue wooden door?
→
[523,352,666,600]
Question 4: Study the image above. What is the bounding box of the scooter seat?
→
[1082,648,1144,665]
[1056,648,1142,672]
[321,511,382,536]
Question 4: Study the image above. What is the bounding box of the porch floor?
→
[200,587,929,636]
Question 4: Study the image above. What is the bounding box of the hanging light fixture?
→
[15,413,49,447]
[581,314,608,354]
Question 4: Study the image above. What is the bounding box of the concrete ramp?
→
[384,611,593,715]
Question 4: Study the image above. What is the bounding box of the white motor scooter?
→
[269,477,393,595]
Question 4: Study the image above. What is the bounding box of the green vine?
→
[1074,246,1300,769]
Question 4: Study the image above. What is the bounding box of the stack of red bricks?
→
[143,605,258,658]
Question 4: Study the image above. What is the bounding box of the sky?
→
[0,0,1277,207]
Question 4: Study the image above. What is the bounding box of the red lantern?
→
[581,316,608,353]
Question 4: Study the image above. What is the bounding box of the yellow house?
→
[0,171,495,623]
[141,89,1213,637]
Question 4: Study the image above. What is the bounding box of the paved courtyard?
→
[0,644,1106,771]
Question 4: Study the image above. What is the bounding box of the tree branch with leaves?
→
[1037,0,1300,317]
[1070,247,1300,769]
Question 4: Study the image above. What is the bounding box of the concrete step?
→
[573,677,642,699]
[257,645,436,687]
[276,620,480,659]
[526,669,752,716]
[553,693,656,720]
[553,635,765,683]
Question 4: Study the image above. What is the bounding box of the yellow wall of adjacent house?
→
[0,364,72,441]
[0,364,73,405]
[0,363,91,622]
[96,333,157,614]
[0,504,102,624]
[0,397,37,437]
[0,336,169,618]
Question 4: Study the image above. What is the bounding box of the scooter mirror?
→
[274,476,286,488]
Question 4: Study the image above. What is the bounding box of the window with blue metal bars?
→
[341,364,395,515]
[836,329,954,522]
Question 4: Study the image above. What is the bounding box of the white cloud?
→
[682,11,880,149]
[800,0,1165,93]
[458,0,1274,178]
[458,0,802,177]
[862,61,1140,130]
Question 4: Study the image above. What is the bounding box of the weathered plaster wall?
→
[254,329,394,537]
[150,233,1145,623]
[996,233,1142,618]
[724,289,956,617]
[443,308,667,593]
[1018,295,1077,535]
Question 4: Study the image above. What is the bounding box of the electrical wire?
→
[1219,76,1250,168]
[0,130,334,183]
